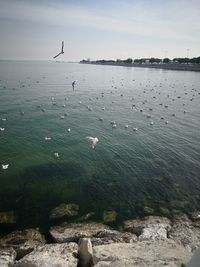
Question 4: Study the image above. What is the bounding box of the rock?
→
[91,230,137,246]
[103,211,117,223]
[139,224,168,241]
[170,200,188,209]
[78,238,93,267]
[77,212,95,222]
[143,206,154,215]
[123,216,171,236]
[0,228,46,259]
[93,239,192,267]
[15,242,78,267]
[190,211,200,221]
[50,222,111,243]
[49,203,79,219]
[0,248,16,267]
[169,214,200,252]
[0,211,16,224]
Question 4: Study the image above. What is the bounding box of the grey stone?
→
[123,216,171,236]
[93,239,192,267]
[15,242,78,267]
[91,230,137,246]
[0,248,16,267]
[169,214,200,252]
[50,222,111,243]
[0,228,46,260]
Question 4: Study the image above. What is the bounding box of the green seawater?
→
[0,61,200,234]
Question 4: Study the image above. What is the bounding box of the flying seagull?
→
[86,136,99,149]
[53,41,64,59]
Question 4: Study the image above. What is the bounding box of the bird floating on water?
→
[86,136,99,149]
[0,128,5,132]
[53,41,64,59]
[2,164,9,170]
[45,137,51,141]
[54,152,59,158]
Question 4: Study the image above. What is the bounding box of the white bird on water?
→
[2,164,9,170]
[86,136,99,149]
[54,152,59,158]
[45,136,51,141]
[0,128,5,132]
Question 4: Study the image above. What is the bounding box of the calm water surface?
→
[0,61,200,233]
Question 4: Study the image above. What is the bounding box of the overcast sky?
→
[0,0,199,61]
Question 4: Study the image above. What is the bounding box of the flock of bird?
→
[0,67,199,171]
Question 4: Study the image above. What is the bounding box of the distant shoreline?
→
[80,61,200,72]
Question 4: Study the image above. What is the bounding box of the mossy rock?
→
[160,207,170,216]
[103,210,117,223]
[143,206,154,215]
[0,211,16,224]
[49,203,79,219]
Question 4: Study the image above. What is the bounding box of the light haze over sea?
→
[0,61,200,233]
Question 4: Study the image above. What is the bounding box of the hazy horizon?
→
[0,0,200,61]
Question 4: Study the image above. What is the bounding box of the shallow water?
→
[0,61,200,233]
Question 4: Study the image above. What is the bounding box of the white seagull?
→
[2,164,9,170]
[0,128,5,132]
[45,136,51,141]
[86,136,99,149]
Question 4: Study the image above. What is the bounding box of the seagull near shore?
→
[53,41,64,59]
[86,136,99,149]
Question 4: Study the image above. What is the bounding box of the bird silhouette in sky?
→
[53,41,64,59]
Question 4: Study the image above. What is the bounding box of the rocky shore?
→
[1,211,200,267]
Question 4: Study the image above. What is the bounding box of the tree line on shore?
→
[80,56,200,64]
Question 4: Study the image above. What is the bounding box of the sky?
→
[0,0,199,61]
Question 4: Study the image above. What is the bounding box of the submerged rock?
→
[0,248,16,267]
[15,243,78,267]
[103,211,117,223]
[0,228,46,260]
[93,239,192,267]
[169,214,200,252]
[49,203,79,219]
[50,222,111,243]
[0,211,16,224]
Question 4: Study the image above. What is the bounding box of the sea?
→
[0,60,200,234]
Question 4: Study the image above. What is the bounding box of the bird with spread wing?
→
[53,41,64,59]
